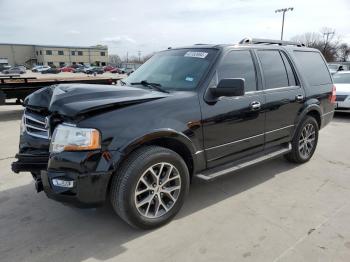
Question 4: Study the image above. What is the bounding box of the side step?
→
[196,143,291,181]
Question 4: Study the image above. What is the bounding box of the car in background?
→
[3,66,26,74]
[328,64,345,75]
[103,65,115,72]
[73,67,86,73]
[41,67,61,74]
[110,67,123,74]
[85,67,104,74]
[0,65,11,72]
[60,66,75,72]
[32,65,50,72]
[333,71,350,112]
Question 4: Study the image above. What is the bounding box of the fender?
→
[294,101,322,134]
[106,128,198,173]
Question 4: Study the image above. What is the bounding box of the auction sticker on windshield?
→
[184,51,208,58]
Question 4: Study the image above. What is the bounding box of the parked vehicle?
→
[60,66,75,72]
[32,66,50,72]
[41,67,61,74]
[3,66,26,74]
[110,68,123,74]
[85,67,104,74]
[12,38,335,229]
[103,65,115,72]
[333,71,350,112]
[328,64,344,75]
[0,65,11,72]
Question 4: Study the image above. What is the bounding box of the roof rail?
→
[239,37,304,47]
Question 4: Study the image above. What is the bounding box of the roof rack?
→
[239,37,305,47]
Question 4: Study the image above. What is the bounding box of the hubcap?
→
[134,162,181,218]
[298,123,316,159]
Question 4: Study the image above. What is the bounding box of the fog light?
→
[52,179,74,188]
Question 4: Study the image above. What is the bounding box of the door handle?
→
[295,94,304,102]
[250,101,261,111]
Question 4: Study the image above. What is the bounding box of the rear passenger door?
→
[256,49,304,148]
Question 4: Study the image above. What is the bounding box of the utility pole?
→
[126,52,129,63]
[275,7,294,40]
[323,30,335,53]
[138,51,141,63]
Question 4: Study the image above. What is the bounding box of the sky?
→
[0,0,349,59]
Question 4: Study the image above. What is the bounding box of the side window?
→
[217,50,257,92]
[280,52,297,86]
[258,50,288,89]
[293,51,332,86]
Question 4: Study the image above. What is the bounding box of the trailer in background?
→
[0,75,122,105]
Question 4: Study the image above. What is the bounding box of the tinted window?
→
[217,50,257,92]
[280,52,297,86]
[258,50,288,89]
[293,51,332,86]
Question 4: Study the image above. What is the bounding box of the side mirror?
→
[210,78,245,97]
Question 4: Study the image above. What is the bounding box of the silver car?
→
[3,66,26,74]
[333,71,350,112]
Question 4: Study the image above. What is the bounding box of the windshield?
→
[333,73,350,84]
[124,48,217,90]
[328,64,339,70]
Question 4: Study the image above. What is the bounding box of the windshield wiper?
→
[130,80,169,93]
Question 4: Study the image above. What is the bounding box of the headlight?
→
[20,114,26,135]
[50,124,101,153]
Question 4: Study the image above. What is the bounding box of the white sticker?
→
[185,77,194,82]
[184,51,208,59]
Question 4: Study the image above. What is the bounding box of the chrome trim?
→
[265,124,294,134]
[23,112,49,140]
[322,110,334,117]
[206,133,264,151]
[196,143,292,181]
[206,125,294,151]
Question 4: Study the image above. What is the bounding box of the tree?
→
[338,43,350,62]
[291,28,346,62]
[109,54,122,66]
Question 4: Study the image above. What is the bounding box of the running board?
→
[196,143,291,181]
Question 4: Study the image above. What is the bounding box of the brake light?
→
[330,85,336,103]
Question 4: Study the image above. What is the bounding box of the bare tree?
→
[109,54,122,66]
[291,28,344,62]
[338,43,350,62]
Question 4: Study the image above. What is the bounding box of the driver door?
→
[201,50,265,168]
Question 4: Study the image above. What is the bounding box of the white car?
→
[333,71,350,112]
[32,65,51,72]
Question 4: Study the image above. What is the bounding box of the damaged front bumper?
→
[11,153,49,174]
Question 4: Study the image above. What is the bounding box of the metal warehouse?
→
[0,43,108,67]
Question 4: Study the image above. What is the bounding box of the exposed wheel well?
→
[306,110,321,129]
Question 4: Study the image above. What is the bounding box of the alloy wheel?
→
[298,123,316,159]
[134,162,181,219]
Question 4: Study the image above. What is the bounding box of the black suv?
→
[12,38,335,229]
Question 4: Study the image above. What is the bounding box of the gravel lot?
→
[0,105,350,262]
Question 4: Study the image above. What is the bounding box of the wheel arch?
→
[114,129,197,178]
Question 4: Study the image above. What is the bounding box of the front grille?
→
[336,95,348,102]
[24,110,49,139]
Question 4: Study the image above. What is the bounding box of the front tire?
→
[285,116,319,163]
[110,146,190,229]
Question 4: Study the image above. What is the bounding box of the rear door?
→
[256,49,304,148]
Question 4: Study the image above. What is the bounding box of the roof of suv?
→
[170,38,318,53]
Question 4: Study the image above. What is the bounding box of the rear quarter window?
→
[293,51,332,86]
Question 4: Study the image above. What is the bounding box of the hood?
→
[334,83,350,95]
[23,85,54,112]
[48,84,169,118]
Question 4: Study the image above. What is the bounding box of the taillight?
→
[330,85,336,103]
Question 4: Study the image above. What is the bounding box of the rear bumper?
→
[41,169,112,207]
[335,99,350,111]
[11,153,49,173]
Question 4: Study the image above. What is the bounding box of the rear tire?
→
[285,116,319,163]
[110,146,190,229]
